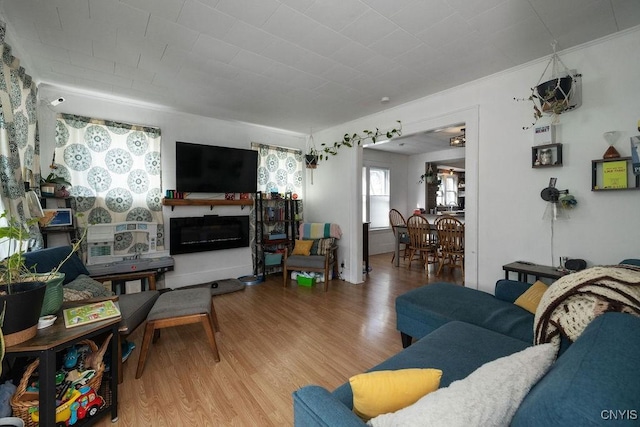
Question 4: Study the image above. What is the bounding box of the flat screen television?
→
[176,142,258,193]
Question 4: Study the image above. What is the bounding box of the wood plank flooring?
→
[95,253,463,426]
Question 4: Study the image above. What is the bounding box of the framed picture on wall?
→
[532,143,563,168]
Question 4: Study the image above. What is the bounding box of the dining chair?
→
[389,209,409,263]
[435,215,465,278]
[406,214,438,271]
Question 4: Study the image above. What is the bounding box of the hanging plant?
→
[515,42,582,130]
[418,163,441,185]
[307,121,403,163]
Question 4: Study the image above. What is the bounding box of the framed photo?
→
[532,143,563,168]
[40,208,73,227]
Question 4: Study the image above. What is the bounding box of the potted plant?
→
[305,148,319,169]
[40,172,72,198]
[419,164,442,185]
[0,212,48,346]
[0,211,84,346]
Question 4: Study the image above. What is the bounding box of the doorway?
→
[359,106,479,288]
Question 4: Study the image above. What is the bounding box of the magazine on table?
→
[63,300,121,328]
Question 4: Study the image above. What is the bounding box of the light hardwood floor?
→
[96,253,463,426]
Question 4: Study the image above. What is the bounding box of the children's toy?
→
[74,386,105,421]
[30,388,81,425]
[30,386,104,426]
[63,346,79,369]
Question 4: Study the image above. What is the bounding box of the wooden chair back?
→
[406,214,431,249]
[389,209,406,235]
[435,215,465,278]
[435,216,464,253]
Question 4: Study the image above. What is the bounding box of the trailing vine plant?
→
[313,121,403,162]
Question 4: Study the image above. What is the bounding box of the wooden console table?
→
[503,261,568,283]
[6,313,121,426]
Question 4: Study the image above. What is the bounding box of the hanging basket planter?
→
[515,42,582,129]
[305,154,318,169]
[535,76,574,114]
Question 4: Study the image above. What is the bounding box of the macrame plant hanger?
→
[533,41,577,125]
[306,129,317,185]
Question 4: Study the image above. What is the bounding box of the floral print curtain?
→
[55,114,164,252]
[0,20,42,256]
[250,143,303,272]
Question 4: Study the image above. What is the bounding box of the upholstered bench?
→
[135,287,220,378]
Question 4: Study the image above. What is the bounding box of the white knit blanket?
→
[534,265,640,346]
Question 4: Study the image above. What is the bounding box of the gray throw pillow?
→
[64,274,114,298]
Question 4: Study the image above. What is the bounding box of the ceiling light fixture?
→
[449,128,466,147]
[380,96,390,104]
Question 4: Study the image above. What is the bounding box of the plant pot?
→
[40,184,55,197]
[0,281,47,347]
[305,155,318,169]
[536,76,573,113]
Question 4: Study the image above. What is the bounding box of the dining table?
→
[394,214,465,267]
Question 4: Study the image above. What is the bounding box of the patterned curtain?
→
[0,19,42,256]
[249,143,303,273]
[55,114,164,252]
[252,143,304,197]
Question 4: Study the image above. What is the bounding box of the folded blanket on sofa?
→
[534,264,640,346]
[299,223,342,239]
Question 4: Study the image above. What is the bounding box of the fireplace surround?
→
[170,215,250,255]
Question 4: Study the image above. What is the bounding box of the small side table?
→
[6,313,120,426]
[502,261,568,283]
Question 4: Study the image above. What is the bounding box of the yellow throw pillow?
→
[350,368,442,420]
[514,280,549,314]
[291,240,314,256]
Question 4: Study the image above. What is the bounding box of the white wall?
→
[310,27,640,291]
[37,85,307,288]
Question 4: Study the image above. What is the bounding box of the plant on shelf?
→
[41,153,72,197]
[40,171,72,197]
[308,121,403,163]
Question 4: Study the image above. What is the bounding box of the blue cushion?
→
[23,246,90,284]
[396,283,534,343]
[512,313,640,426]
[495,280,533,303]
[331,320,531,409]
[620,258,640,267]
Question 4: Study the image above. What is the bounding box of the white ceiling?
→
[2,0,639,135]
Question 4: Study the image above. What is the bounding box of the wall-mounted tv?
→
[176,142,258,193]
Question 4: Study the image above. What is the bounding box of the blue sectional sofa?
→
[292,279,640,426]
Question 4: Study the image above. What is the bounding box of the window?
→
[436,174,459,207]
[362,165,390,229]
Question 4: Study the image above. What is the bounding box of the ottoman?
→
[135,287,220,378]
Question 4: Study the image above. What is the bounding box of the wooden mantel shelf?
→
[162,198,253,211]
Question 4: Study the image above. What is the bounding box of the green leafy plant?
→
[311,121,403,162]
[0,211,86,292]
[41,172,72,187]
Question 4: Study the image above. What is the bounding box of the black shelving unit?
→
[254,191,302,278]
